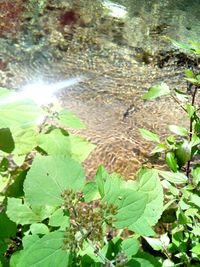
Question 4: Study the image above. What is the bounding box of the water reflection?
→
[0,0,199,177]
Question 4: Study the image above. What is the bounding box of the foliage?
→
[139,40,200,266]
[0,87,163,266]
[1,40,200,266]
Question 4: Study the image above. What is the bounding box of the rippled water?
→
[0,0,199,177]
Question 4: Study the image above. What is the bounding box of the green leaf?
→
[165,152,178,172]
[22,235,40,249]
[95,166,110,198]
[68,135,96,162]
[143,237,163,251]
[6,170,27,198]
[0,94,43,129]
[121,238,140,259]
[185,69,195,79]
[58,110,86,129]
[132,252,162,267]
[192,166,200,184]
[6,198,53,225]
[38,129,71,156]
[10,251,21,267]
[30,223,49,235]
[24,155,85,206]
[0,212,17,238]
[189,193,200,208]
[170,39,195,52]
[49,208,70,229]
[12,127,38,155]
[139,128,160,143]
[83,181,100,202]
[191,244,200,255]
[186,104,195,118]
[168,125,188,136]
[142,82,170,100]
[103,169,163,236]
[38,130,95,162]
[185,77,200,84]
[0,128,15,153]
[151,144,166,154]
[17,231,72,267]
[158,170,188,184]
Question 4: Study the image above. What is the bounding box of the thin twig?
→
[186,86,198,179]
[170,93,187,112]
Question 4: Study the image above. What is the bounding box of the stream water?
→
[0,0,199,178]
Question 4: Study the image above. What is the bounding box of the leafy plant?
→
[1,40,200,267]
[0,87,163,266]
[139,40,200,266]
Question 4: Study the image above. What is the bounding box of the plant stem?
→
[186,86,198,179]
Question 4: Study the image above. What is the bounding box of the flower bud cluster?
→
[61,189,118,254]
[115,252,128,266]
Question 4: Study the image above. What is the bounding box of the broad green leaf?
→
[0,212,17,238]
[49,208,70,229]
[12,127,38,155]
[17,231,72,267]
[0,239,7,254]
[22,235,40,249]
[58,110,86,129]
[142,82,170,100]
[68,135,96,162]
[121,238,140,259]
[6,198,45,225]
[158,170,188,184]
[0,128,15,153]
[24,155,85,206]
[139,128,160,143]
[103,169,163,236]
[131,252,162,267]
[38,129,71,156]
[168,125,188,136]
[83,181,100,202]
[30,223,49,235]
[0,95,43,129]
[10,251,21,267]
[38,130,95,162]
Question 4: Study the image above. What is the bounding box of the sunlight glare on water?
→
[0,76,85,106]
